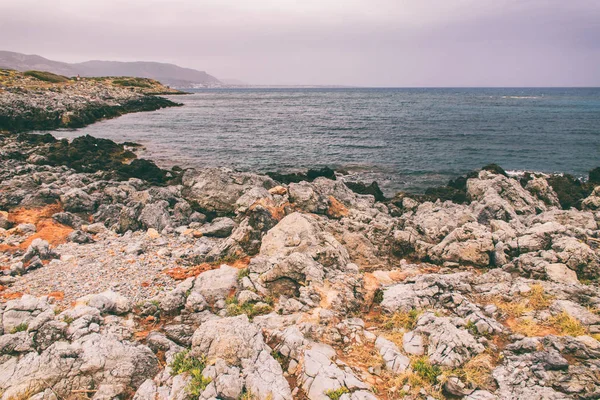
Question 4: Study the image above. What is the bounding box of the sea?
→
[53,88,600,196]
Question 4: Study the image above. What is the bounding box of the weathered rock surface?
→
[181,168,275,215]
[1,130,600,400]
[191,315,293,400]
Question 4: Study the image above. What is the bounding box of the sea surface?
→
[55,88,600,195]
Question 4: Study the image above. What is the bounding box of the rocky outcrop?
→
[0,69,181,132]
[2,130,600,400]
[468,170,546,223]
[181,168,276,215]
[191,315,293,400]
[0,294,159,399]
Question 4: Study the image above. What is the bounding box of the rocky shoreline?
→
[0,69,182,132]
[1,93,600,399]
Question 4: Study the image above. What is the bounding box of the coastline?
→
[1,82,600,399]
[0,69,183,133]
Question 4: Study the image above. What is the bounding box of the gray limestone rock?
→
[191,265,239,303]
[200,217,236,238]
[60,188,96,212]
[181,168,275,215]
[374,336,410,374]
[191,315,292,400]
[415,313,485,367]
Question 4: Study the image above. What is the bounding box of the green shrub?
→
[412,357,442,384]
[24,70,70,83]
[325,387,350,400]
[238,268,250,279]
[226,301,272,320]
[169,350,212,396]
[10,323,28,333]
[373,289,384,304]
[112,78,152,88]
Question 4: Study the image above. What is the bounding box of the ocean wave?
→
[505,169,550,178]
[505,169,587,181]
[501,96,541,99]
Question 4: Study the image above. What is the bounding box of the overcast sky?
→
[1,0,599,86]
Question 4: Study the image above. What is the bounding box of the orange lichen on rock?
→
[164,256,251,280]
[8,203,63,225]
[1,292,24,300]
[47,291,65,301]
[1,204,73,252]
[19,218,73,249]
[163,263,219,280]
[134,330,151,341]
[230,256,251,269]
[326,196,349,219]
[249,198,289,221]
[268,186,288,196]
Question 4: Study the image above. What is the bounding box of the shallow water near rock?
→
[48,87,600,195]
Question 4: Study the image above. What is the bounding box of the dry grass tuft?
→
[343,343,383,370]
[490,284,555,319]
[505,317,556,337]
[383,356,442,398]
[549,311,588,336]
[381,309,422,331]
[437,353,497,391]
[505,310,589,338]
[526,284,554,310]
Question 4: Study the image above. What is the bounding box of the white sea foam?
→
[501,96,541,99]
[506,170,588,182]
[506,169,550,178]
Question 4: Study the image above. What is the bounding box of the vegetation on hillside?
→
[23,70,70,83]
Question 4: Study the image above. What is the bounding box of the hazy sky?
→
[1,0,599,86]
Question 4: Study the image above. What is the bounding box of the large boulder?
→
[75,290,132,315]
[374,336,410,374]
[582,186,600,211]
[299,343,370,399]
[200,217,236,237]
[249,213,355,303]
[404,202,476,243]
[525,177,560,207]
[2,295,54,334]
[381,272,473,313]
[414,313,485,367]
[190,264,239,303]
[468,170,546,223]
[22,238,59,262]
[60,188,96,213]
[551,236,600,279]
[288,178,374,215]
[0,333,159,400]
[428,222,494,267]
[191,315,292,400]
[139,200,172,231]
[492,335,600,400]
[259,212,349,268]
[181,168,275,215]
[526,209,598,232]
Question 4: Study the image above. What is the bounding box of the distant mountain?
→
[0,51,79,76]
[0,51,222,87]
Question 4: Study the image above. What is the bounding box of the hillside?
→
[72,60,221,87]
[0,69,182,132]
[0,50,222,87]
